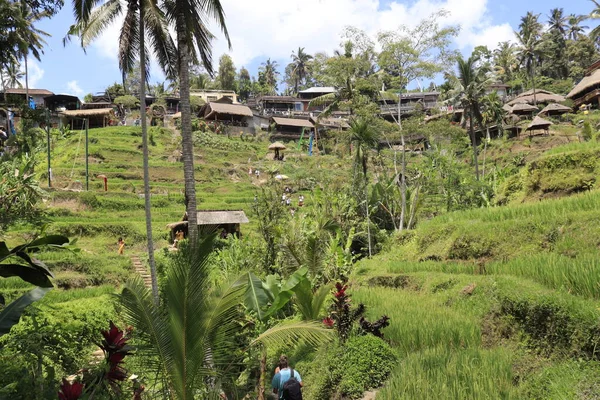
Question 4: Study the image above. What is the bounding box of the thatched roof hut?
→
[526,116,552,134]
[511,103,539,115]
[538,103,572,116]
[502,104,512,113]
[268,142,287,150]
[567,68,600,107]
[272,117,314,128]
[167,210,250,241]
[200,102,253,123]
[507,89,565,106]
[59,108,114,128]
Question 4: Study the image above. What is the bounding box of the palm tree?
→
[516,23,543,104]
[567,14,589,40]
[159,0,231,247]
[481,92,504,178]
[14,1,50,104]
[548,8,568,38]
[259,58,279,95]
[120,235,331,399]
[290,47,312,94]
[68,0,177,304]
[493,41,517,82]
[519,12,542,40]
[589,0,600,41]
[348,118,380,178]
[453,55,492,180]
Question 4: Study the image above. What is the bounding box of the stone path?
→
[131,255,152,288]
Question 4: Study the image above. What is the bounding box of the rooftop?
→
[272,117,314,128]
[298,87,337,94]
[3,88,54,96]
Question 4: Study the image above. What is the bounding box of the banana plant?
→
[0,234,70,336]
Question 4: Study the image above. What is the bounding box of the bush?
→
[297,335,396,400]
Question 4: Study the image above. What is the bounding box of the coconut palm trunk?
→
[398,93,407,232]
[469,107,480,180]
[176,10,198,245]
[139,3,159,304]
[24,52,28,106]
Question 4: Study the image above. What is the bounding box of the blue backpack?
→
[282,368,302,400]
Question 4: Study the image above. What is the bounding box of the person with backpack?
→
[271,355,303,400]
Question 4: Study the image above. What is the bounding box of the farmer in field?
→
[272,355,303,400]
[117,237,125,255]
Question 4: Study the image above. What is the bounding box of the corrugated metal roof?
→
[272,117,314,128]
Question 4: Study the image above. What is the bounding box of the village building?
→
[59,108,115,129]
[167,210,249,242]
[486,83,511,101]
[538,103,572,117]
[199,100,254,127]
[297,87,336,112]
[255,96,309,116]
[44,94,81,112]
[190,89,238,103]
[507,89,565,106]
[379,92,440,122]
[270,116,314,140]
[567,62,600,108]
[0,88,54,108]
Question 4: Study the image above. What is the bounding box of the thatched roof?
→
[4,88,54,96]
[272,117,314,128]
[567,68,600,100]
[527,116,553,131]
[268,141,287,150]
[539,103,572,115]
[60,108,114,117]
[167,210,249,229]
[511,103,538,113]
[502,104,513,112]
[508,89,565,105]
[204,102,253,118]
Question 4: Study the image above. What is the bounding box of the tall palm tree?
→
[68,0,177,304]
[160,0,231,247]
[259,58,279,95]
[493,41,517,82]
[453,55,492,181]
[348,118,380,178]
[548,8,568,38]
[567,14,589,40]
[589,0,600,41]
[290,47,312,94]
[14,1,50,104]
[516,19,543,104]
[519,12,542,40]
[120,235,331,399]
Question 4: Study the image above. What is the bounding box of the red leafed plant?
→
[58,321,141,399]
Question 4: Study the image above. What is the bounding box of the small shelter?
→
[538,103,572,117]
[270,117,314,140]
[567,67,600,108]
[511,103,538,116]
[502,104,513,113]
[59,108,115,128]
[268,141,287,160]
[526,116,552,135]
[167,210,249,242]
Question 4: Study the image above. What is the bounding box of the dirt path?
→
[361,390,378,400]
[131,255,152,288]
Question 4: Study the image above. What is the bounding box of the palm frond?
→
[251,321,334,349]
[309,93,336,108]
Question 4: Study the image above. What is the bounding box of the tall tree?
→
[548,8,568,38]
[68,0,177,304]
[377,10,458,231]
[259,58,279,95]
[589,0,600,42]
[452,54,492,180]
[516,12,543,102]
[493,41,517,82]
[162,0,231,246]
[217,54,236,90]
[238,66,251,101]
[567,14,589,40]
[14,1,50,103]
[290,47,313,94]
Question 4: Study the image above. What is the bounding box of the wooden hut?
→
[268,141,287,160]
[526,116,552,136]
[507,89,565,106]
[59,108,115,128]
[567,66,600,108]
[167,210,249,242]
[538,103,572,117]
[270,117,314,140]
[200,102,253,127]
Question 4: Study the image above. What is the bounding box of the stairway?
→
[131,255,152,288]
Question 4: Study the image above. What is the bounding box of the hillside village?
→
[4,2,600,400]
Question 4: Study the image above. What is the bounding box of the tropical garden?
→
[3,0,600,399]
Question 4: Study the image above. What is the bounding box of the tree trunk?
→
[258,348,267,400]
[398,93,406,232]
[532,58,537,106]
[139,4,159,304]
[24,52,29,107]
[482,130,488,179]
[470,108,480,180]
[407,180,421,230]
[177,10,198,246]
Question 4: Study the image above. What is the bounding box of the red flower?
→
[101,321,127,350]
[322,317,335,328]
[58,379,84,400]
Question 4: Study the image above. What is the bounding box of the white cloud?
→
[19,60,44,88]
[66,80,85,97]
[91,0,515,75]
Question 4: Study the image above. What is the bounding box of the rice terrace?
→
[3,0,600,399]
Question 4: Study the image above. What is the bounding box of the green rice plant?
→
[377,347,516,400]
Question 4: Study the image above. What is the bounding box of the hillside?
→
[3,121,600,398]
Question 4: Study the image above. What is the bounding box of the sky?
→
[29,0,594,98]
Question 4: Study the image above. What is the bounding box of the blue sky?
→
[31,0,594,98]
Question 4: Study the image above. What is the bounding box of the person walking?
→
[271,355,303,400]
[117,237,125,255]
